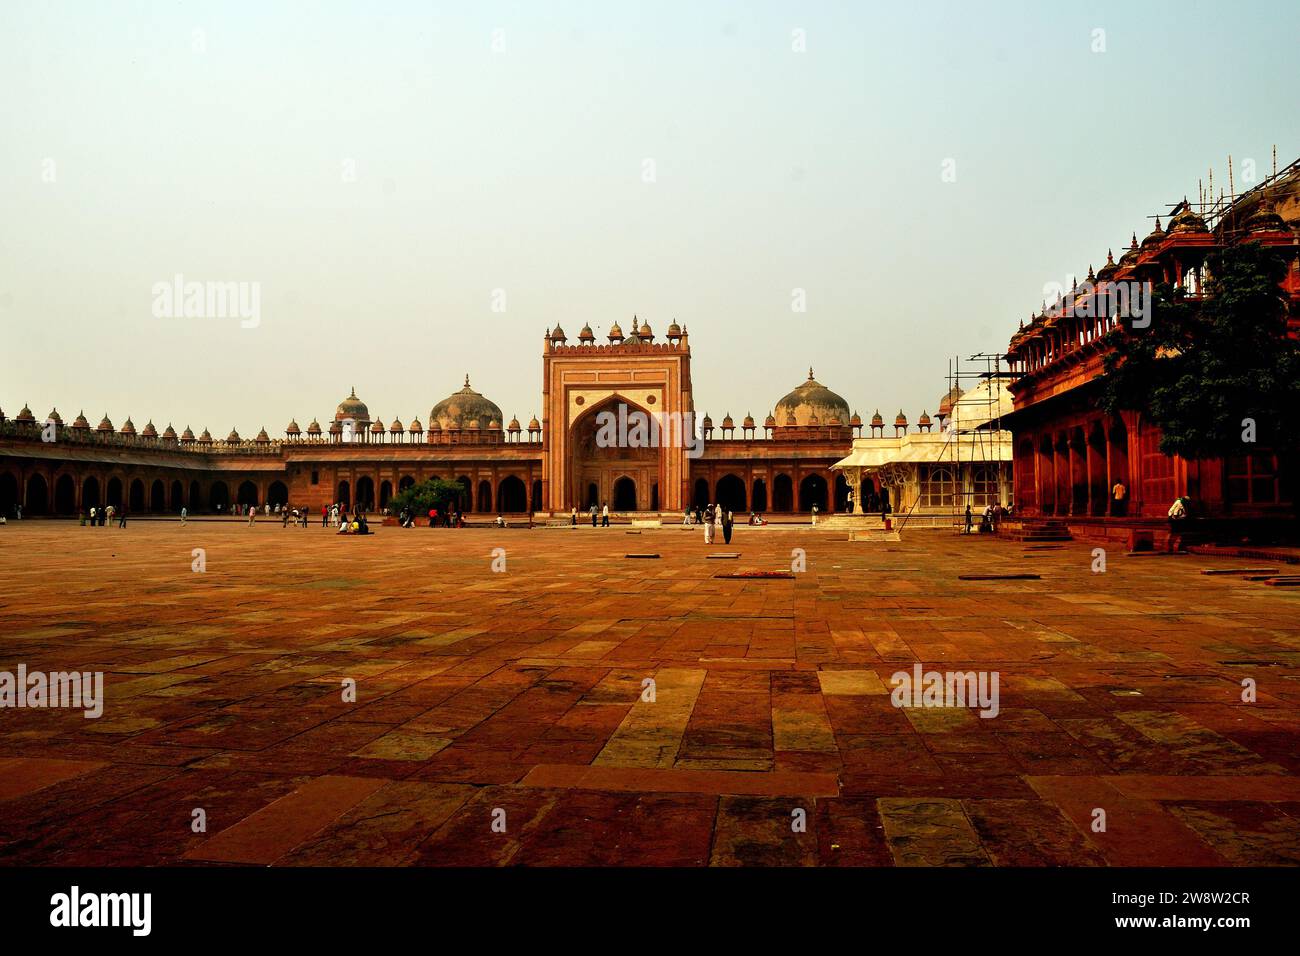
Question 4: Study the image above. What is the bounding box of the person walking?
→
[964,504,973,534]
[180,506,187,525]
[118,506,128,529]
[703,503,716,545]
[722,508,734,545]
[589,502,598,527]
[811,503,819,527]
[601,502,609,527]
[248,506,256,526]
[570,506,577,527]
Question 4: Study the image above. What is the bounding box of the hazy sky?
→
[2,0,1296,436]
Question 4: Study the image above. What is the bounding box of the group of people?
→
[568,503,612,527]
[80,505,127,528]
[964,502,1013,534]
[694,503,735,545]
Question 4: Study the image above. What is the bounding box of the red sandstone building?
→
[1,320,910,519]
[1002,160,1300,545]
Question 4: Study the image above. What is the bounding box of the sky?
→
[2,0,1297,436]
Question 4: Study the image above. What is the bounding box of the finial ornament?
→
[464,374,470,387]
[808,366,814,380]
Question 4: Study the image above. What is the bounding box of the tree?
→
[386,478,464,519]
[1101,242,1300,462]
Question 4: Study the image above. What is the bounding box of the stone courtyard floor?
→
[1,520,1298,866]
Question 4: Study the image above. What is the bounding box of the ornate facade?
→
[1002,159,1300,545]
[1,320,936,519]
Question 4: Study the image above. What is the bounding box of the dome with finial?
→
[528,415,540,430]
[45,407,63,425]
[72,411,90,430]
[430,374,503,430]
[335,387,369,422]
[428,417,442,431]
[937,387,963,418]
[389,417,403,433]
[871,410,884,427]
[306,418,322,435]
[550,324,567,343]
[286,419,301,436]
[226,427,241,442]
[1118,233,1141,267]
[667,319,682,337]
[1097,249,1119,281]
[120,417,136,436]
[197,428,212,443]
[141,420,158,438]
[721,413,734,429]
[181,425,196,442]
[764,412,776,428]
[918,410,932,426]
[785,411,798,426]
[1245,195,1289,235]
[508,414,521,432]
[773,367,851,428]
[255,426,271,443]
[894,410,908,427]
[369,419,385,434]
[162,423,178,440]
[607,321,624,342]
[742,412,755,429]
[701,412,713,428]
[408,416,422,433]
[808,412,820,426]
[1140,217,1166,249]
[16,404,36,423]
[578,323,595,342]
[850,410,862,427]
[637,317,653,340]
[1167,199,1208,235]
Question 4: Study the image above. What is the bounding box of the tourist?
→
[118,506,128,528]
[180,506,187,525]
[601,501,609,527]
[846,489,854,513]
[589,503,598,527]
[964,504,973,534]
[494,514,506,527]
[282,507,290,527]
[810,503,819,527]
[682,509,691,526]
[722,508,734,545]
[980,505,993,533]
[79,510,87,527]
[703,503,716,545]
[1167,495,1189,550]
[1111,480,1128,517]
[89,506,96,526]
[248,506,256,526]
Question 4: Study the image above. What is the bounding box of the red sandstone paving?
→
[1,521,1299,866]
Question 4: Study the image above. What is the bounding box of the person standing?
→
[180,506,187,525]
[811,503,819,527]
[722,508,734,545]
[601,501,609,527]
[118,506,128,529]
[89,506,96,526]
[703,503,716,545]
[964,504,973,534]
[1111,481,1128,517]
[248,506,256,526]
[570,506,577,527]
[846,489,854,514]
[589,502,598,527]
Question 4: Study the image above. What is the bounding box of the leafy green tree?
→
[1101,243,1300,466]
[386,478,465,519]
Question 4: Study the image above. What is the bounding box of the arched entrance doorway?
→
[238,481,259,508]
[834,474,849,511]
[693,478,709,508]
[612,476,637,511]
[210,481,229,511]
[55,474,76,514]
[752,478,768,513]
[772,474,793,512]
[150,479,166,512]
[107,477,123,508]
[355,477,374,511]
[379,480,392,508]
[170,480,184,511]
[568,397,659,511]
[26,474,49,514]
[268,481,289,508]
[129,478,146,512]
[83,476,101,510]
[398,474,415,492]
[336,480,350,507]
[476,480,492,513]
[499,476,528,513]
[0,472,18,517]
[189,480,203,511]
[799,474,827,512]
[716,474,746,512]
